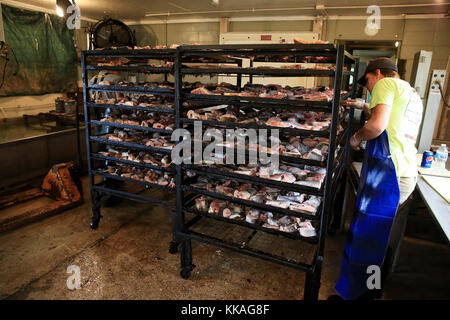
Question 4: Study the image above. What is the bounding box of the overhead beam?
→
[219,17,229,33]
[125,13,449,25]
[0,0,97,22]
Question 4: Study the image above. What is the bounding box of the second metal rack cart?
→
[81,48,179,229]
[171,43,359,300]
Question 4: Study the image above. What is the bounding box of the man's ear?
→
[375,69,382,78]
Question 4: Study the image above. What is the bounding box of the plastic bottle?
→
[435,144,448,171]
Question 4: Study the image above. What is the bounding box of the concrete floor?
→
[0,176,449,300]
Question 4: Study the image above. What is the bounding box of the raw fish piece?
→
[299,226,317,238]
[209,200,226,214]
[223,208,232,218]
[262,223,280,230]
[195,198,207,211]
[234,190,251,200]
[229,213,243,220]
[265,200,290,209]
[289,203,317,214]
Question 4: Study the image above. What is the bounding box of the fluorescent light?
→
[395,41,399,47]
[56,5,64,17]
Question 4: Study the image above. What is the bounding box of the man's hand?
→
[350,133,361,151]
[343,99,366,110]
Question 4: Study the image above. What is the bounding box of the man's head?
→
[358,57,399,93]
[109,58,124,66]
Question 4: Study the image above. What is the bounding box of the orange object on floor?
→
[0,162,83,233]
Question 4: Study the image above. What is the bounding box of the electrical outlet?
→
[429,70,446,93]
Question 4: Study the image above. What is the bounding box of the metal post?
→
[237,59,242,89]
[305,44,345,299]
[75,97,83,172]
[81,52,102,229]
[249,60,253,84]
[172,49,194,276]
[331,56,360,232]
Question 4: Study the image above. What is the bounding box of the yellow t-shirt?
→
[369,78,423,178]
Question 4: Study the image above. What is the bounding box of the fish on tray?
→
[190,176,321,216]
[101,163,176,187]
[211,162,326,188]
[185,106,332,131]
[191,196,317,237]
[190,82,346,102]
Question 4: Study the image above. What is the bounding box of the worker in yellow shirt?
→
[331,57,423,300]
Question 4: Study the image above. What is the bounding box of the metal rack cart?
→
[81,49,178,229]
[172,44,358,300]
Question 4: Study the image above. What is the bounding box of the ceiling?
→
[2,0,449,23]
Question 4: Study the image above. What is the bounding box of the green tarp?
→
[0,4,78,96]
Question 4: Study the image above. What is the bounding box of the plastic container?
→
[435,144,448,171]
[55,98,65,113]
[64,100,76,114]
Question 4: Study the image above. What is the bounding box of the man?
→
[89,58,126,141]
[348,57,422,205]
[89,58,124,103]
[331,57,423,300]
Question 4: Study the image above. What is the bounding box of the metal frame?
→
[81,44,358,300]
[173,43,357,300]
[81,49,180,229]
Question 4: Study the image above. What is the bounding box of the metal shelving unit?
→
[171,43,359,300]
[81,44,359,300]
[81,49,178,229]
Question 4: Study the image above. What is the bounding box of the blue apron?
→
[335,130,400,300]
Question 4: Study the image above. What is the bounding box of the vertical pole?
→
[249,60,254,84]
[345,57,359,167]
[331,55,360,232]
[318,44,344,256]
[236,59,242,89]
[81,52,101,228]
[75,97,83,172]
[173,48,185,245]
[174,47,194,276]
[305,44,344,300]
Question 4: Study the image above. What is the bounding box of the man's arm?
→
[350,104,391,150]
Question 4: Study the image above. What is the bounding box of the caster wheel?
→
[168,241,179,254]
[90,219,100,229]
[180,269,191,279]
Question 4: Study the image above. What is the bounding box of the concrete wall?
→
[0,128,87,188]
[131,17,450,85]
[132,22,219,46]
[229,21,313,32]
[401,19,450,83]
[325,18,450,84]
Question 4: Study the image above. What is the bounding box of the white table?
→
[414,175,450,244]
[343,156,450,242]
[413,153,450,244]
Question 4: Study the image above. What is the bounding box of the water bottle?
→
[435,144,448,171]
